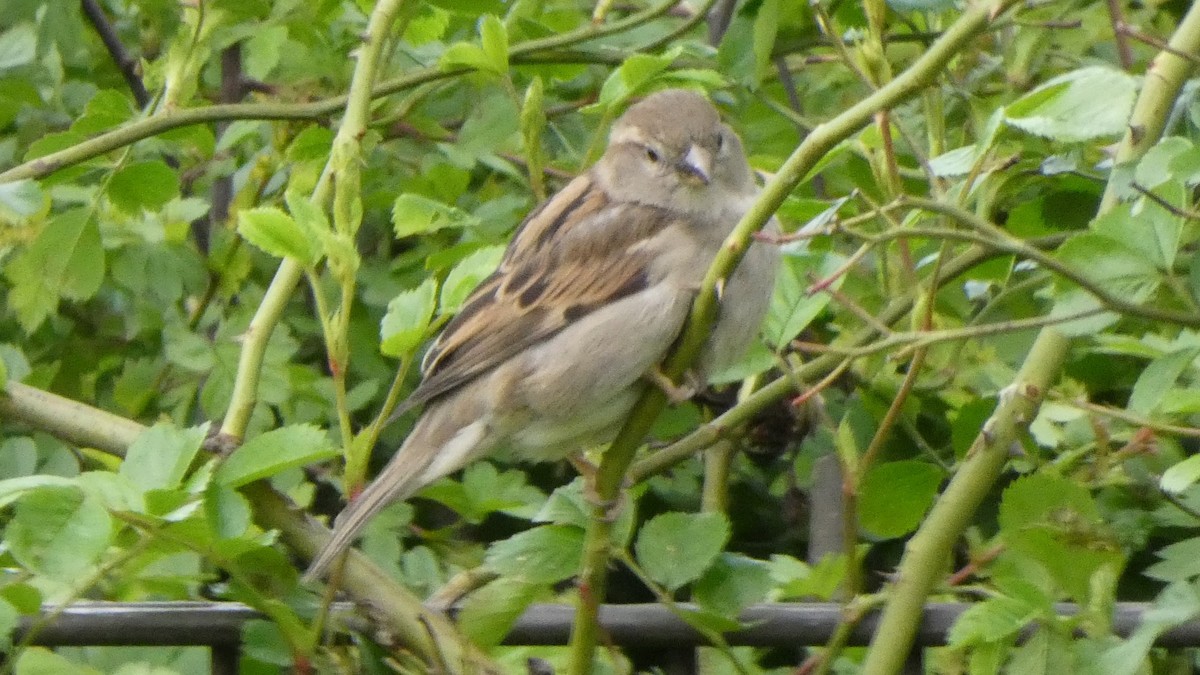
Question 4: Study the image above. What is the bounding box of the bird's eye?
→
[645,147,661,163]
[715,133,725,151]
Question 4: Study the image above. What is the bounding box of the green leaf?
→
[534,479,639,546]
[1098,581,1200,675]
[1004,66,1137,142]
[214,425,337,487]
[241,619,292,666]
[244,25,287,79]
[1134,137,1193,189]
[439,245,505,313]
[1162,455,1200,494]
[360,501,414,572]
[440,42,492,73]
[286,125,334,162]
[858,460,944,538]
[1171,143,1200,185]
[1056,233,1159,295]
[163,320,215,372]
[440,15,507,75]
[1144,537,1200,582]
[204,481,252,539]
[380,278,437,357]
[284,191,332,254]
[1050,232,1161,336]
[1190,251,1200,305]
[929,145,979,177]
[120,422,208,492]
[5,208,105,332]
[457,577,542,647]
[751,0,780,83]
[215,120,265,153]
[108,160,181,213]
[77,471,145,514]
[763,250,844,350]
[952,398,995,458]
[24,130,86,163]
[1127,347,1200,416]
[0,582,41,615]
[460,462,545,519]
[404,6,451,45]
[947,595,1039,646]
[1093,197,1182,271]
[0,475,76,509]
[0,24,36,71]
[0,597,15,650]
[479,15,508,75]
[237,206,320,264]
[0,437,36,478]
[6,485,112,581]
[111,664,182,675]
[520,77,546,191]
[0,78,40,129]
[676,605,744,633]
[0,179,44,223]
[716,15,756,87]
[694,553,772,617]
[486,524,584,584]
[447,94,520,165]
[12,647,101,675]
[999,474,1099,531]
[635,511,730,591]
[392,193,478,238]
[421,462,545,523]
[594,47,684,108]
[535,480,592,528]
[71,90,135,136]
[998,474,1122,602]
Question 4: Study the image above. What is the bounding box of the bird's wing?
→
[395,173,676,413]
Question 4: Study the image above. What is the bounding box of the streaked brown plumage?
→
[305,89,778,581]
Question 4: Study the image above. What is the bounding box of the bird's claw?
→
[644,367,700,404]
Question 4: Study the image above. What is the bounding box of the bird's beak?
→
[677,144,711,185]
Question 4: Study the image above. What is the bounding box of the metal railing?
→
[12,601,1200,673]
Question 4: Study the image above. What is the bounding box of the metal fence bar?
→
[13,601,1200,648]
[211,643,240,675]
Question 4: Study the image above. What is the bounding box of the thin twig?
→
[707,0,740,45]
[1106,0,1135,69]
[80,0,150,107]
[1132,182,1200,220]
[1055,396,1200,439]
[1116,22,1200,66]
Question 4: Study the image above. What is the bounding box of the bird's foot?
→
[643,367,700,405]
[568,453,629,522]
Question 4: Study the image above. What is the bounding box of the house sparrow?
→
[305,89,778,580]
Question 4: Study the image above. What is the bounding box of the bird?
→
[304,88,779,581]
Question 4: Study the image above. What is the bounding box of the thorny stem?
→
[567,2,1025,671]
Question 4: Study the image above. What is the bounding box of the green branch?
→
[627,237,1033,482]
[0,0,685,186]
[861,1,1200,671]
[1100,0,1200,210]
[566,0,1026,671]
[860,329,1069,673]
[0,381,501,673]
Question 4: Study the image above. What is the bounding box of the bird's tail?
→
[302,457,424,582]
[302,408,487,582]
